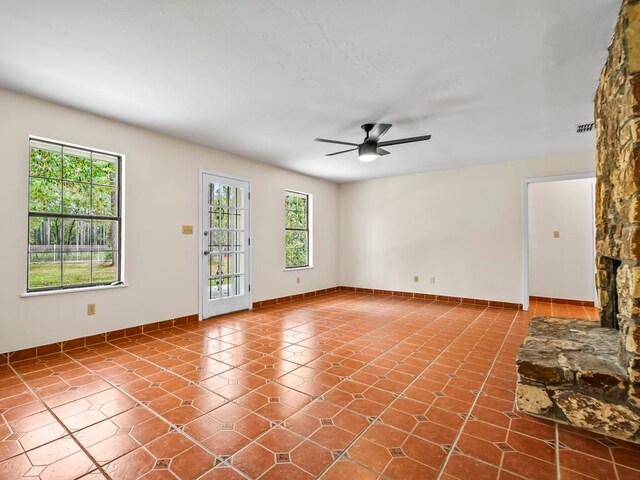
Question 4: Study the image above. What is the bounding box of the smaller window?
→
[285,190,311,269]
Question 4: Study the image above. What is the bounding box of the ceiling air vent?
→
[577,122,595,133]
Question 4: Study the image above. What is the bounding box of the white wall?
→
[528,178,595,301]
[338,152,595,304]
[0,89,338,353]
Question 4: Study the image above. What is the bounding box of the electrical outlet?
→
[182,225,193,235]
[296,277,300,284]
[87,304,96,316]
[430,277,436,284]
[553,230,560,238]
[413,275,419,283]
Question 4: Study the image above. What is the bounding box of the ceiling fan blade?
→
[377,148,390,156]
[367,123,392,142]
[379,135,432,147]
[314,138,359,147]
[326,147,358,156]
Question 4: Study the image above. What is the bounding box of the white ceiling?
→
[0,1,619,183]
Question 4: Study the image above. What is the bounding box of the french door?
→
[200,172,250,318]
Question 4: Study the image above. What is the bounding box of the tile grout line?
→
[434,307,520,479]
[8,363,114,480]
[315,302,497,479]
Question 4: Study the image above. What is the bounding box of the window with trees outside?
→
[285,190,311,269]
[27,138,122,292]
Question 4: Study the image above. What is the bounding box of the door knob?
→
[203,250,210,256]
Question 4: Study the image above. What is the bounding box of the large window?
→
[285,190,311,269]
[27,138,122,292]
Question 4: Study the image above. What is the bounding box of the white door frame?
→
[198,169,252,320]
[521,172,596,311]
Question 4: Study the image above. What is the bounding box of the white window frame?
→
[22,136,126,297]
[284,189,313,270]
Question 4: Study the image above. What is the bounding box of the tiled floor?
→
[0,293,638,480]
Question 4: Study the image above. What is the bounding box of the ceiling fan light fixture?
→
[358,143,377,162]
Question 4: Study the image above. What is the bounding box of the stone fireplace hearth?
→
[516,0,640,442]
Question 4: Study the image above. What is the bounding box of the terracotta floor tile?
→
[103,447,156,480]
[347,437,391,473]
[442,453,499,480]
[501,451,556,480]
[323,459,379,480]
[231,442,275,478]
[0,296,614,479]
[290,439,334,476]
[559,449,617,479]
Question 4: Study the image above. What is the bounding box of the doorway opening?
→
[522,173,596,311]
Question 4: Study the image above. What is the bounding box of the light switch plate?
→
[182,225,193,235]
[87,304,96,315]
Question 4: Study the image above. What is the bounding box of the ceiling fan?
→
[315,123,431,162]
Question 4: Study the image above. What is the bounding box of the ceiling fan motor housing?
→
[358,142,378,161]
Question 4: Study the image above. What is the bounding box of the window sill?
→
[284,266,314,271]
[20,283,128,298]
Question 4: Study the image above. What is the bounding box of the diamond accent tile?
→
[503,411,519,419]
[276,453,290,463]
[221,423,234,430]
[415,415,428,422]
[154,459,170,469]
[353,393,364,399]
[442,444,461,454]
[269,397,279,403]
[321,418,334,426]
[6,433,23,441]
[496,442,515,452]
[389,447,405,457]
[332,450,345,460]
[182,400,193,406]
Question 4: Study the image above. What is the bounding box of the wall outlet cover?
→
[413,275,419,283]
[182,225,194,234]
[87,304,96,315]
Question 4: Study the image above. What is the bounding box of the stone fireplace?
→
[516,0,640,442]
